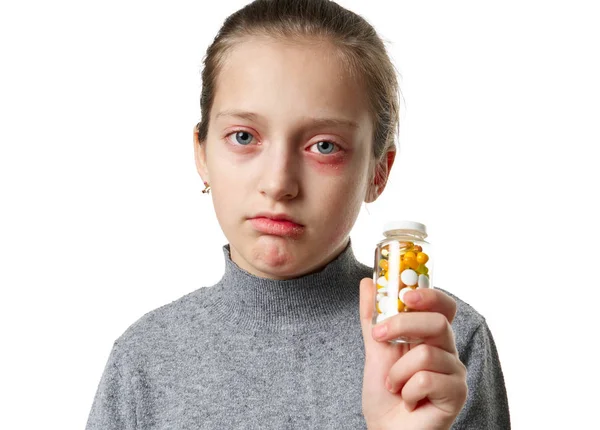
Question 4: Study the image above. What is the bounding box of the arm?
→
[452,322,511,429]
[85,342,137,430]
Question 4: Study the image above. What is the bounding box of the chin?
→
[251,235,304,267]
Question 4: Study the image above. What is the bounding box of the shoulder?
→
[436,287,489,360]
[112,287,213,357]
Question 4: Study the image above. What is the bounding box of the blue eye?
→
[232,131,253,145]
[311,140,336,154]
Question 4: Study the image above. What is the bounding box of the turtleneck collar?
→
[206,237,368,333]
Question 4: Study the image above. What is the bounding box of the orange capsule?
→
[397,299,405,312]
[413,245,423,253]
[416,252,429,264]
[403,251,416,263]
[379,259,389,271]
[399,241,414,250]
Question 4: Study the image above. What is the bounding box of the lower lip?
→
[249,217,305,237]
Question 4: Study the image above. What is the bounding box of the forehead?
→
[212,36,371,130]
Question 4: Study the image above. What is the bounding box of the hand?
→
[359,278,468,430]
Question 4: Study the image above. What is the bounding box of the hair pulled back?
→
[196,0,400,176]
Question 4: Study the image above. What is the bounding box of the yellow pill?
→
[379,259,389,271]
[403,251,416,262]
[397,299,405,312]
[376,301,381,313]
[408,259,419,270]
[416,252,429,264]
[416,264,429,275]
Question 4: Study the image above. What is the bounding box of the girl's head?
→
[193,0,400,280]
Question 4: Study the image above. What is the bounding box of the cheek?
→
[320,178,364,233]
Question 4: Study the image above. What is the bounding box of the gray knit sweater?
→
[85,239,510,429]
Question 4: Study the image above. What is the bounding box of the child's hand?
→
[359,278,468,430]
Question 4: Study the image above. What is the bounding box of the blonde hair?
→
[196,0,400,181]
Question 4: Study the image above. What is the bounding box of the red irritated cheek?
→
[307,152,349,175]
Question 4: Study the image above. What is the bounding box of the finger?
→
[401,371,468,414]
[372,311,457,354]
[359,277,377,352]
[402,288,457,324]
[387,344,465,394]
[360,277,408,379]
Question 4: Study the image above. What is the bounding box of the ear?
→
[193,123,209,182]
[365,148,396,203]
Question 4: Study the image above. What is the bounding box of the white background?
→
[1,0,598,428]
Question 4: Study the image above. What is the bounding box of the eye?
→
[309,141,340,155]
[226,130,255,146]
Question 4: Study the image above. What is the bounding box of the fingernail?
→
[373,324,387,339]
[406,291,421,304]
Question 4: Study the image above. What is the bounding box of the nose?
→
[258,143,299,201]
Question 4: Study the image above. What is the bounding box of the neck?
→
[204,237,367,333]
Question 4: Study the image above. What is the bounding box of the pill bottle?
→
[372,220,434,344]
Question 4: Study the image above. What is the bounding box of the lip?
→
[248,213,305,238]
[250,212,303,225]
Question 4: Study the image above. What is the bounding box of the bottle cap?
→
[383,220,427,238]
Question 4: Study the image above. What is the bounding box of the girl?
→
[86,0,510,428]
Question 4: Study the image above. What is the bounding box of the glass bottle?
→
[372,220,434,344]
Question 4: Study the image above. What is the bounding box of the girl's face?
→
[194,36,394,280]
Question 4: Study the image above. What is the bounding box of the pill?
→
[376,313,387,324]
[399,260,406,272]
[377,292,385,302]
[399,242,414,250]
[397,299,405,312]
[403,251,416,263]
[377,276,388,288]
[417,274,430,289]
[416,252,429,264]
[413,245,423,253]
[400,269,418,286]
[381,248,389,257]
[398,287,413,303]
[378,296,391,313]
[416,264,429,275]
[379,259,389,270]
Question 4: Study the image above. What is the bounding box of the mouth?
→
[250,212,303,225]
[248,213,305,238]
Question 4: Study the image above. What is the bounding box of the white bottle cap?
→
[383,220,427,238]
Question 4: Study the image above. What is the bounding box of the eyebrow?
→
[215,109,360,130]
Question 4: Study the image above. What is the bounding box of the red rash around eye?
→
[307,151,349,175]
